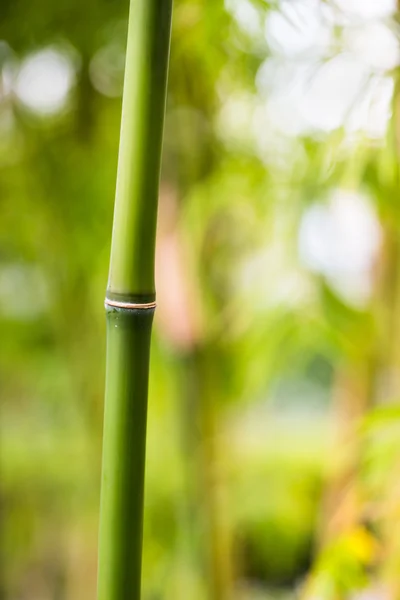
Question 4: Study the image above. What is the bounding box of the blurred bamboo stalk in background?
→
[96,1,173,599]
[157,190,235,600]
[377,27,400,591]
[197,350,235,600]
[319,362,373,545]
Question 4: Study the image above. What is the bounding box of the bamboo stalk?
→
[97,1,173,599]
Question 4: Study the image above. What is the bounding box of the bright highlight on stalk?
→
[97,1,173,599]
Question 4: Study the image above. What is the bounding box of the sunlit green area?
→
[1,0,400,598]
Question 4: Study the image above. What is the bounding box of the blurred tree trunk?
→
[316,57,400,597]
[376,46,400,596]
[318,360,374,546]
[195,348,234,600]
[157,190,235,600]
[177,350,234,600]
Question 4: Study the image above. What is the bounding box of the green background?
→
[1,1,399,598]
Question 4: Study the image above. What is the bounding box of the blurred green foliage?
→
[1,0,400,599]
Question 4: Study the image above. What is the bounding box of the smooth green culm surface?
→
[98,308,154,600]
[97,0,173,598]
[107,0,173,302]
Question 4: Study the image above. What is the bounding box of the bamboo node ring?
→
[105,298,157,310]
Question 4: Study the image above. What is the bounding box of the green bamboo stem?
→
[108,0,172,303]
[98,308,154,599]
[97,1,173,599]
